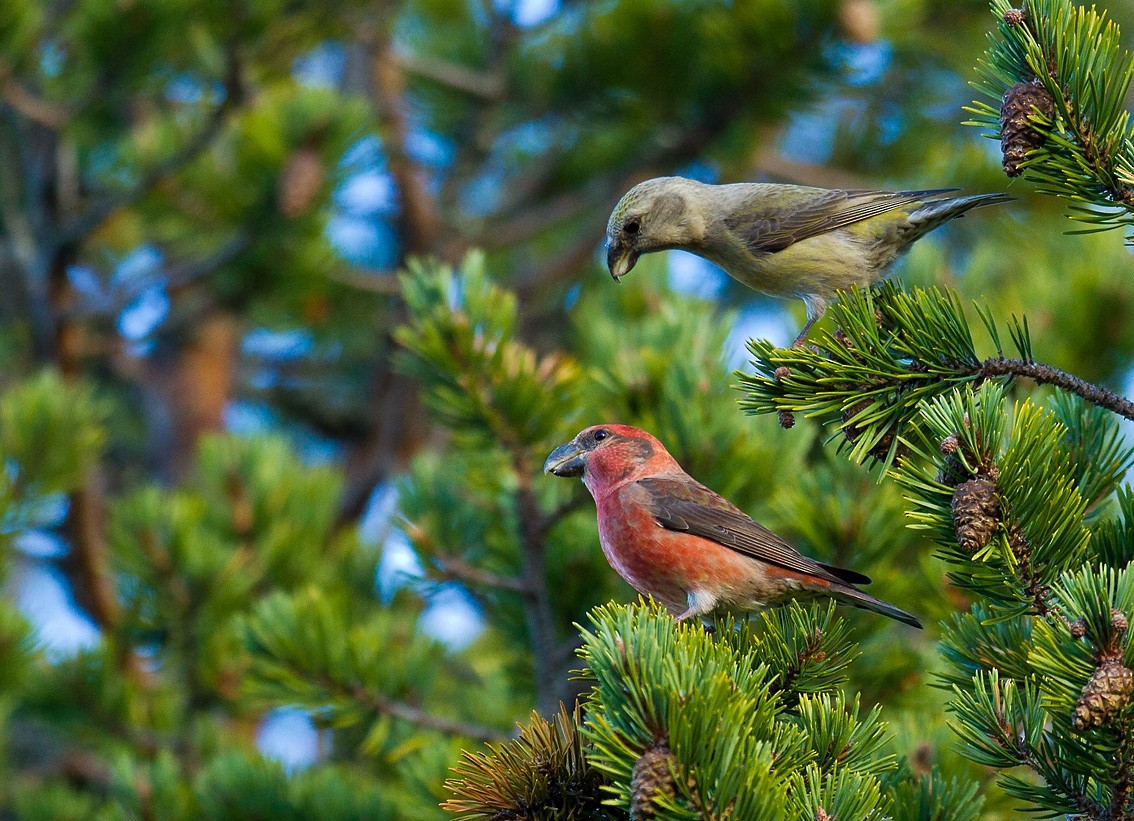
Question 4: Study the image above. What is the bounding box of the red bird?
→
[544,424,921,628]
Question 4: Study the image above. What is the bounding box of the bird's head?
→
[605,177,701,281]
[544,424,677,494]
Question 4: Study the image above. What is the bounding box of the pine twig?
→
[433,554,530,594]
[1111,717,1134,820]
[970,0,1134,231]
[0,64,70,128]
[349,684,508,744]
[392,46,504,99]
[979,357,1134,421]
[509,447,562,717]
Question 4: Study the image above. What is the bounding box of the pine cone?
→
[1000,81,1056,177]
[952,477,1000,553]
[631,742,676,820]
[1070,618,1087,639]
[1073,659,1134,730]
[774,366,792,381]
[1003,8,1026,26]
[940,433,959,455]
[1114,610,1130,634]
[778,410,796,429]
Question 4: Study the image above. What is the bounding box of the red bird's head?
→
[543,424,679,495]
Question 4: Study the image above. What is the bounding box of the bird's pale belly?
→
[738,233,881,302]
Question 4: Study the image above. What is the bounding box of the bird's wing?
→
[725,188,959,253]
[637,476,871,585]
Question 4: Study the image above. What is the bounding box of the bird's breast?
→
[594,488,792,614]
[699,231,882,302]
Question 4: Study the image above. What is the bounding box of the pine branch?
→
[443,704,615,820]
[430,553,530,594]
[243,589,509,746]
[356,685,509,744]
[739,285,1134,471]
[392,45,505,100]
[968,0,1134,234]
[981,358,1134,421]
[1110,718,1134,821]
[396,256,583,714]
[57,44,246,246]
[0,63,70,128]
[575,602,888,818]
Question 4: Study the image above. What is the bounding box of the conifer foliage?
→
[7,0,1134,818]
[969,0,1134,235]
[445,1,1134,817]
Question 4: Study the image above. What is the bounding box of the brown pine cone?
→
[1113,609,1130,634]
[1073,659,1134,730]
[1000,81,1056,177]
[631,741,676,820]
[952,477,1000,553]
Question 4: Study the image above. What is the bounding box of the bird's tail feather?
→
[834,585,923,629]
[908,192,1013,237]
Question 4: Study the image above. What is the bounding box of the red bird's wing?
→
[637,476,871,586]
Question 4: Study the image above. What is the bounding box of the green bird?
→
[605,177,1011,346]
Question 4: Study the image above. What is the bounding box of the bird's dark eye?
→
[624,219,640,235]
[592,429,609,442]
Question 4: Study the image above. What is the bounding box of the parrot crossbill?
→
[604,176,1010,346]
[544,424,921,628]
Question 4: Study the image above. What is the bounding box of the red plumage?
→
[544,424,920,628]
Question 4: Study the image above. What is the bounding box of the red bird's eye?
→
[593,429,609,442]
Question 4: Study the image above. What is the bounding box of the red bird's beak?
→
[543,441,585,477]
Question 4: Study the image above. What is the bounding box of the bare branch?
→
[0,66,70,128]
[337,366,425,525]
[514,222,605,297]
[393,46,504,99]
[370,42,441,255]
[432,554,531,594]
[480,180,618,249]
[326,267,402,295]
[68,232,251,321]
[349,684,508,743]
[979,358,1134,421]
[534,494,589,540]
[510,449,561,717]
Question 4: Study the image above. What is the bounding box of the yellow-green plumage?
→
[605,176,1010,344]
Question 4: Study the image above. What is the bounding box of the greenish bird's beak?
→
[606,241,638,282]
[543,441,585,477]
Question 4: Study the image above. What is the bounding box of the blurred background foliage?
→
[2,0,1133,817]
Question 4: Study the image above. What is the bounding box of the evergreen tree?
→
[6,0,1134,818]
[445,0,1134,818]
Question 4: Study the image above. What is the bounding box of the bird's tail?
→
[832,585,923,629]
[907,192,1013,239]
